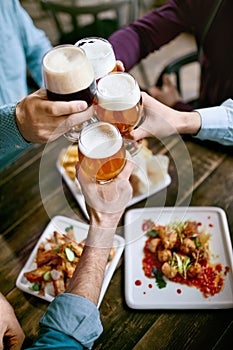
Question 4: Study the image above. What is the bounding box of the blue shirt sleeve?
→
[195,99,233,146]
[26,294,103,350]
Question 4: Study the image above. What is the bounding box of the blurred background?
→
[21,0,199,103]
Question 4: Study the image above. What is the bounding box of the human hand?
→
[76,158,134,230]
[148,74,181,107]
[0,293,25,350]
[130,92,201,141]
[15,87,94,143]
[116,60,125,72]
[130,92,179,140]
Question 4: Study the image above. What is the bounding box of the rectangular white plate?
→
[124,207,233,309]
[16,215,125,308]
[56,160,171,219]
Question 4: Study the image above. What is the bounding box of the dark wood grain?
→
[1,135,232,350]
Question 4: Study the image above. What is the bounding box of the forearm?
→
[66,224,116,305]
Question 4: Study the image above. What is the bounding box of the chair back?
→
[40,0,138,45]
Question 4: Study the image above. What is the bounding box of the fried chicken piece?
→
[187,262,202,278]
[161,262,177,279]
[180,238,196,254]
[157,227,177,249]
[24,266,51,283]
[148,238,161,253]
[36,248,61,267]
[157,248,172,263]
[183,221,199,237]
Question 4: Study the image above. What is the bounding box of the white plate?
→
[56,160,171,219]
[16,215,125,308]
[124,207,233,309]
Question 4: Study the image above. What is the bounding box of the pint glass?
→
[96,72,143,155]
[42,44,97,141]
[75,37,117,81]
[78,121,126,183]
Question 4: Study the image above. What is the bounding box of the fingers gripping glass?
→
[78,121,126,184]
[42,44,97,142]
[96,72,144,156]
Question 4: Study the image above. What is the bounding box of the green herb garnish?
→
[147,229,158,238]
[65,225,73,232]
[29,282,41,292]
[152,267,167,289]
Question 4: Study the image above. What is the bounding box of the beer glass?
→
[96,72,143,155]
[42,44,97,142]
[78,121,126,183]
[75,37,117,81]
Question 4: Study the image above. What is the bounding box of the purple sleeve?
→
[109,0,190,71]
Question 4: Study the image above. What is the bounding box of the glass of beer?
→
[96,72,144,155]
[78,121,126,183]
[42,44,97,142]
[75,37,117,81]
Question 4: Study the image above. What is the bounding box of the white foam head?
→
[75,37,116,80]
[97,72,141,110]
[43,45,94,94]
[79,122,122,158]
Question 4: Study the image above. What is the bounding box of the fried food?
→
[24,226,115,297]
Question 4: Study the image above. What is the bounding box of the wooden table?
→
[0,134,232,349]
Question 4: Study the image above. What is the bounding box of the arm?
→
[27,160,134,349]
[130,93,233,146]
[0,293,25,350]
[109,0,189,71]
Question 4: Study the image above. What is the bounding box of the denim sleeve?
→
[195,99,233,146]
[26,294,103,350]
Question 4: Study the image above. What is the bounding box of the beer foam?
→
[76,38,116,80]
[97,73,141,110]
[43,45,94,94]
[79,122,122,158]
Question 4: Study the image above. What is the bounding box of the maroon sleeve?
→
[109,0,191,71]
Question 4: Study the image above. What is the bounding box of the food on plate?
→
[142,219,230,297]
[130,149,169,196]
[58,140,170,196]
[59,144,79,180]
[24,225,115,296]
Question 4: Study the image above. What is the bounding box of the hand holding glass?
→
[42,44,96,142]
[96,72,143,155]
[78,121,126,184]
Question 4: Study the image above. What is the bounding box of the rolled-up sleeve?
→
[27,294,103,350]
[195,99,233,145]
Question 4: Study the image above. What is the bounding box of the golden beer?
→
[78,122,126,183]
[96,72,143,136]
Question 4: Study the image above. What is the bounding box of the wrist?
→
[176,111,201,135]
[86,219,117,248]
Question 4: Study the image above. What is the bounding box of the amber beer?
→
[78,122,126,183]
[75,37,117,80]
[42,45,96,105]
[96,72,143,136]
